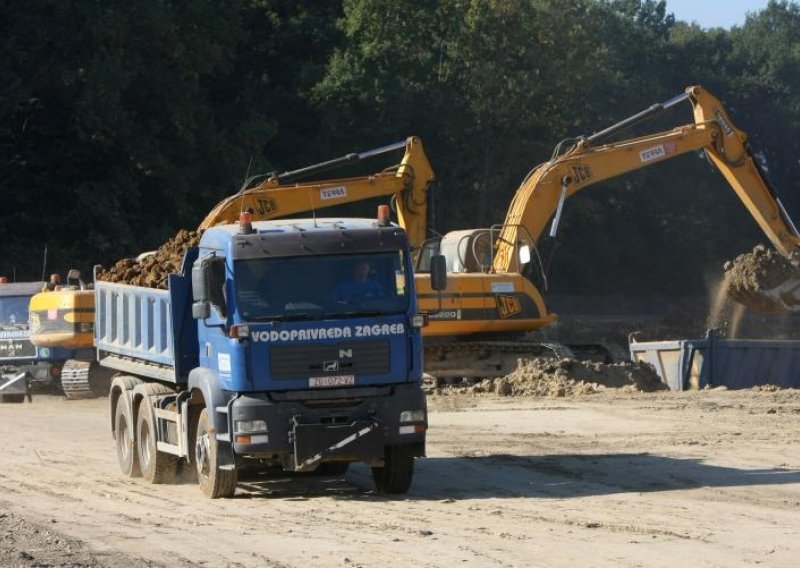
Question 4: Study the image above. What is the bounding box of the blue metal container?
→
[630,330,800,390]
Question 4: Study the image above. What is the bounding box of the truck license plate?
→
[309,375,355,388]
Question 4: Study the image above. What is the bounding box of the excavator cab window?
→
[415,238,442,273]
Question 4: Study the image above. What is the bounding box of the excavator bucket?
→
[724,245,800,314]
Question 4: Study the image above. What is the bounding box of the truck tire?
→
[371,445,415,494]
[136,398,178,484]
[0,394,25,404]
[114,398,141,477]
[194,408,237,498]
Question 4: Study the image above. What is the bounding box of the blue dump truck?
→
[102,215,445,498]
[0,281,94,402]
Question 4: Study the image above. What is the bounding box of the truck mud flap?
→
[292,420,381,471]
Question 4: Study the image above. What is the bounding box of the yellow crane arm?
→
[493,86,800,273]
[198,136,435,250]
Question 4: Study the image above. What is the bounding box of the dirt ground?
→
[2,389,800,567]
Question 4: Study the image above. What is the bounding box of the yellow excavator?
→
[412,85,800,377]
[26,270,113,398]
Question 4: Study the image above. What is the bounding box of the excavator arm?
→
[198,136,435,250]
[492,86,800,311]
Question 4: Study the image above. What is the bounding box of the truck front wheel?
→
[114,399,140,477]
[371,445,415,494]
[194,408,237,498]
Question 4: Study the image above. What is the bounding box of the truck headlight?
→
[229,324,250,340]
[399,409,425,423]
[235,419,267,433]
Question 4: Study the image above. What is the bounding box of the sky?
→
[664,0,772,29]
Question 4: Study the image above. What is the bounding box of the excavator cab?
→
[29,270,95,350]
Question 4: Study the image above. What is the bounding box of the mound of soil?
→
[437,357,667,397]
[724,245,800,314]
[97,229,200,289]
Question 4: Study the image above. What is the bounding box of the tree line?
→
[2,0,799,297]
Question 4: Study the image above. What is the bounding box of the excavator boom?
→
[489,86,800,314]
[199,136,435,251]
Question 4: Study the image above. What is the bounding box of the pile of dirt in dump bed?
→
[437,358,667,397]
[96,229,200,289]
[724,244,800,314]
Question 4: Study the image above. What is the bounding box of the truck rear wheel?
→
[194,408,237,498]
[136,398,178,484]
[114,399,141,477]
[371,445,415,494]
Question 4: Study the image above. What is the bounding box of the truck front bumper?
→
[228,382,427,470]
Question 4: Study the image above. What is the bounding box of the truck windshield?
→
[0,296,30,324]
[235,251,409,321]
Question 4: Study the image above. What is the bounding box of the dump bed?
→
[94,249,199,383]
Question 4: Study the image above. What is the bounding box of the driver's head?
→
[354,261,370,281]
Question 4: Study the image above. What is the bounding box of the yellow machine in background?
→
[411,86,800,376]
[27,270,111,398]
[29,270,94,350]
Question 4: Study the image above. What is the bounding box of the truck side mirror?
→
[430,254,447,291]
[192,255,226,320]
[192,259,210,320]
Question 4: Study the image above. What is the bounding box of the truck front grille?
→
[0,338,36,360]
[270,341,390,379]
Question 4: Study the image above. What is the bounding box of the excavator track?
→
[422,339,624,386]
[423,340,628,390]
[60,360,113,400]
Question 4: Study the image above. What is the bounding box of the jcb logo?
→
[256,198,278,215]
[571,164,593,185]
[496,295,522,318]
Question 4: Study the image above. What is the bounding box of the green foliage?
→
[2,0,800,301]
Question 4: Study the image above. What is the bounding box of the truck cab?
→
[103,216,443,498]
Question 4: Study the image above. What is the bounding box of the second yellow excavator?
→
[413,85,800,377]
